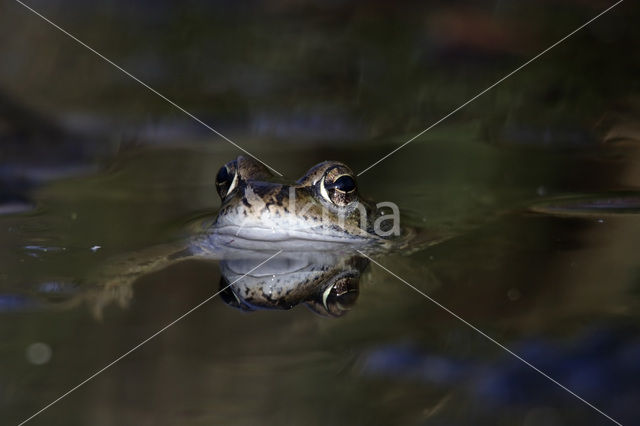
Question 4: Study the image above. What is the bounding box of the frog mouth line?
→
[212,224,374,249]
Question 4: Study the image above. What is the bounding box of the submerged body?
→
[84,156,426,316]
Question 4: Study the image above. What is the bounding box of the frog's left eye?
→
[215,162,238,199]
[321,275,359,316]
[320,167,358,207]
[332,175,356,192]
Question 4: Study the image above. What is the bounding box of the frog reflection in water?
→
[81,156,421,317]
[217,251,368,316]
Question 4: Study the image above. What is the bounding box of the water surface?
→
[1,1,639,425]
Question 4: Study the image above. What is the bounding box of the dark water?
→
[1,1,639,425]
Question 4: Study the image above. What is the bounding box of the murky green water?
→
[2,1,639,425]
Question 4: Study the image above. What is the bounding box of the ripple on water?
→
[529,193,640,217]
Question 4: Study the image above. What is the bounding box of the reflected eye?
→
[321,275,359,316]
[215,163,238,199]
[320,168,358,206]
[219,277,254,311]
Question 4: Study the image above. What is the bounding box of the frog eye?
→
[320,168,358,206]
[332,175,356,192]
[219,278,254,311]
[321,275,359,316]
[215,162,238,199]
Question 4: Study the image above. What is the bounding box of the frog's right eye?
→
[215,163,238,199]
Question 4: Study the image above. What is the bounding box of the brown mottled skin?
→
[80,156,417,317]
[203,155,400,251]
[218,250,369,316]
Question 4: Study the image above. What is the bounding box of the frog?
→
[218,250,369,317]
[77,248,369,318]
[192,155,411,253]
[61,156,433,317]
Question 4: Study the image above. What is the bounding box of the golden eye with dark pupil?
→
[322,276,359,316]
[320,171,358,206]
[327,175,356,193]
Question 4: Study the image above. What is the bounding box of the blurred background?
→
[0,0,639,425]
